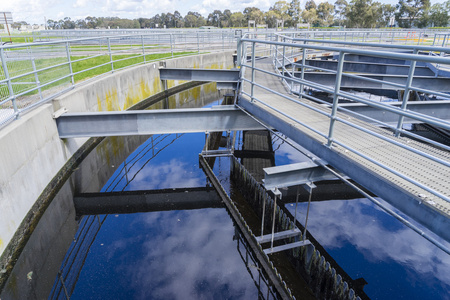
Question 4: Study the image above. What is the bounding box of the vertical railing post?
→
[65,42,74,86]
[1,47,18,118]
[107,37,113,73]
[251,42,256,102]
[395,49,418,137]
[31,58,43,101]
[327,51,346,147]
[282,37,286,79]
[299,41,307,97]
[274,35,279,68]
[197,32,200,54]
[290,37,295,93]
[270,188,280,252]
[141,35,146,63]
[170,34,174,58]
[237,36,242,67]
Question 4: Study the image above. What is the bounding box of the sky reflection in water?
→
[69,132,261,299]
[273,137,450,300]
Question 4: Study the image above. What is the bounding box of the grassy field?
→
[0,51,196,102]
[71,51,194,81]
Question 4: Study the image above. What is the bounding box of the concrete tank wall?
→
[0,51,235,260]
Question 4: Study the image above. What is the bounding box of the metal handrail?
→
[237,36,450,205]
[0,31,240,127]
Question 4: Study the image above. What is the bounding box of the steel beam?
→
[295,72,450,92]
[304,59,434,76]
[74,187,222,215]
[263,161,337,190]
[56,106,265,138]
[160,68,240,82]
[340,100,450,125]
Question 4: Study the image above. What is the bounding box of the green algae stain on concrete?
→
[95,136,126,167]
[105,89,120,111]
[153,77,162,93]
[97,96,103,111]
[124,79,153,110]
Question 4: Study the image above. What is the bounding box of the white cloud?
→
[119,209,260,299]
[288,199,450,288]
[73,0,89,8]
[123,158,204,191]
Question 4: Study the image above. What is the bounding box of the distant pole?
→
[3,12,12,43]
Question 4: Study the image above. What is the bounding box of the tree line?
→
[14,0,450,30]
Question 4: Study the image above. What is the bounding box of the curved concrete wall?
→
[0,51,235,259]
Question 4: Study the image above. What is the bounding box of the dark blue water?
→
[51,132,271,300]
[51,125,450,300]
[273,136,450,300]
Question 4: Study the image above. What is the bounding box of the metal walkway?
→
[237,40,450,243]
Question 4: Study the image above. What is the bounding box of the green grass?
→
[0,51,197,102]
[0,36,34,43]
[71,51,195,81]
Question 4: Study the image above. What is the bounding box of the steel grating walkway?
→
[238,57,450,229]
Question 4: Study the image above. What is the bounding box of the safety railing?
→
[236,33,450,203]
[0,31,240,128]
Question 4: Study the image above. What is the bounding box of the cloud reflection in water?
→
[287,198,450,299]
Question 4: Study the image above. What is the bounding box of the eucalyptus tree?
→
[395,0,431,28]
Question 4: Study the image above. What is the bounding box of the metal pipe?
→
[31,59,43,101]
[395,49,418,137]
[65,42,75,86]
[107,37,113,72]
[1,47,18,118]
[327,51,346,147]
[261,193,266,238]
[141,35,146,63]
[241,63,450,131]
[251,42,256,102]
[270,191,278,251]
[240,38,450,65]
[302,187,313,240]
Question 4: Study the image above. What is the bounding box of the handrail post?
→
[65,42,74,86]
[290,39,295,93]
[0,47,18,118]
[274,35,279,68]
[251,42,256,102]
[299,41,307,97]
[141,35,146,63]
[237,36,242,67]
[327,51,346,147]
[170,34,174,58]
[31,58,43,100]
[282,37,286,78]
[197,32,200,54]
[107,37,113,73]
[395,49,418,137]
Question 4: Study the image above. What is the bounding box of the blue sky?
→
[2,0,447,25]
